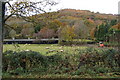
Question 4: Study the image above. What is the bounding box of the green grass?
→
[73,39,93,42]
[104,42,120,46]
[3,73,120,78]
[3,44,120,78]
[3,44,86,55]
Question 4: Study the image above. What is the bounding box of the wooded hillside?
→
[4,9,117,40]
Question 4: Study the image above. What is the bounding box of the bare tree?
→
[4,0,58,23]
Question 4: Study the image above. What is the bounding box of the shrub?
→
[3,48,120,77]
[77,48,120,71]
[3,50,48,73]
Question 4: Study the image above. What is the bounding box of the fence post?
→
[0,1,5,79]
[0,1,3,79]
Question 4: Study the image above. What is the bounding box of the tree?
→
[3,0,58,39]
[73,20,89,39]
[21,23,34,39]
[111,23,120,30]
[109,19,117,26]
[112,23,120,51]
[90,28,96,39]
[94,20,118,41]
[9,23,21,34]
[48,19,63,32]
[9,29,16,40]
[59,25,76,41]
[37,27,55,39]
[84,19,95,28]
[5,0,58,23]
[108,23,120,44]
[94,23,111,41]
[34,22,45,33]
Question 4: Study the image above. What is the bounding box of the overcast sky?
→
[10,0,120,14]
[51,0,120,14]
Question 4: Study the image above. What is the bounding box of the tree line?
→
[3,0,120,44]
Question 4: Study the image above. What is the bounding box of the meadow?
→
[3,44,120,78]
[3,44,87,55]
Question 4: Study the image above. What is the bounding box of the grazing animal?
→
[45,47,50,49]
[60,50,64,52]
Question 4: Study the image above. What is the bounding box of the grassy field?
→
[3,44,120,78]
[3,44,87,55]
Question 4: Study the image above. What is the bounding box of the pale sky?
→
[52,0,120,14]
[9,0,120,14]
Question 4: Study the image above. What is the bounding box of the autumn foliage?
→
[37,27,55,39]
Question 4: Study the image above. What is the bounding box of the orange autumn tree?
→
[112,23,120,30]
[38,27,55,39]
[84,19,95,28]
[90,28,96,39]
[84,19,96,39]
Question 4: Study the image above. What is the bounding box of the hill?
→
[5,9,117,39]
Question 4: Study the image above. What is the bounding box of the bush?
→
[59,41,86,46]
[3,48,120,77]
[77,48,120,71]
[3,50,48,73]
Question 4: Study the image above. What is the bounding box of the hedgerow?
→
[2,48,120,77]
